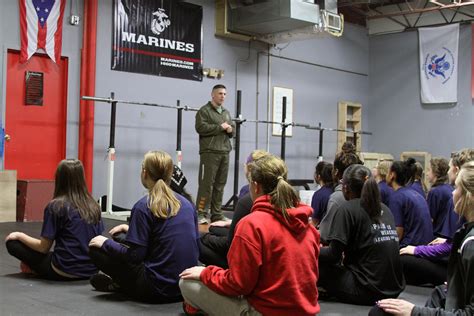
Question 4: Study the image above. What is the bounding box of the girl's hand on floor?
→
[179,266,205,280]
[377,299,415,316]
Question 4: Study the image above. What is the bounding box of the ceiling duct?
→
[216,0,343,44]
[228,0,322,35]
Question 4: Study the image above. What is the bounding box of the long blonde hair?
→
[142,151,180,218]
[454,161,474,220]
[248,155,299,220]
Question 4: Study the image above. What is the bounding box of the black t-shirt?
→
[325,198,405,297]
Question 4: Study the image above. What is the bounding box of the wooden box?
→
[0,170,17,222]
[17,180,55,222]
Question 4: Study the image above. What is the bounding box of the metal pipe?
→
[256,52,260,149]
[266,45,271,152]
[82,95,199,111]
[109,92,117,149]
[261,53,368,77]
[176,100,183,168]
[106,91,117,215]
[232,90,242,210]
[280,97,287,161]
[318,122,323,160]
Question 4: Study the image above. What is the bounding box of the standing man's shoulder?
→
[197,101,211,112]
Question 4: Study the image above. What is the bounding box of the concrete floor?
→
[0,219,433,315]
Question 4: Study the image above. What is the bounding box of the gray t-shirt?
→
[319,183,345,244]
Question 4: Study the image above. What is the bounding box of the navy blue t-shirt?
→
[438,199,465,239]
[427,183,455,237]
[409,181,425,198]
[311,185,334,223]
[124,193,199,298]
[389,187,433,247]
[378,180,393,207]
[41,201,104,277]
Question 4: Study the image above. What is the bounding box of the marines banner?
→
[419,23,459,104]
[112,0,203,81]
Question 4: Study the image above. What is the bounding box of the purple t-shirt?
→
[238,184,249,199]
[427,184,455,237]
[123,193,199,298]
[311,185,334,223]
[408,181,425,198]
[389,187,433,247]
[438,201,466,239]
[41,201,104,277]
[378,180,393,207]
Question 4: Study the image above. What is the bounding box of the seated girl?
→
[408,161,427,198]
[179,154,320,315]
[88,151,199,303]
[397,149,474,286]
[426,157,454,237]
[318,164,405,305]
[375,161,474,315]
[199,150,270,268]
[319,142,362,243]
[5,159,104,280]
[311,161,334,227]
[387,158,433,247]
[373,160,394,206]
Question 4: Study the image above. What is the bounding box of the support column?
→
[79,0,98,191]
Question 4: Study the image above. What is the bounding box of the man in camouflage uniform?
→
[195,85,235,224]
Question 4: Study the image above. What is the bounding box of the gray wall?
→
[0,0,84,158]
[368,25,474,160]
[0,1,369,209]
[94,0,369,208]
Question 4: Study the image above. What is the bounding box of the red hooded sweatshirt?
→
[201,195,320,315]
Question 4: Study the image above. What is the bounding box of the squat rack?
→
[82,92,371,214]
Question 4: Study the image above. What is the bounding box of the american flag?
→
[19,0,66,63]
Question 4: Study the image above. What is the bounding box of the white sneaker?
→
[198,214,209,225]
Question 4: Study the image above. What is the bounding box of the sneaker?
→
[20,262,34,274]
[182,301,207,315]
[90,273,119,292]
[210,215,231,223]
[197,214,209,225]
[317,286,336,301]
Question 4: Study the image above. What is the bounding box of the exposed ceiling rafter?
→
[367,0,474,20]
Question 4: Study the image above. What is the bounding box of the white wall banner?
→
[419,23,459,104]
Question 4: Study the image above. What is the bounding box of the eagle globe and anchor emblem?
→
[424,47,455,84]
[151,8,171,35]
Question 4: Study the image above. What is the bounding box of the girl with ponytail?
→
[318,164,404,305]
[319,141,362,243]
[375,161,474,315]
[426,157,454,237]
[179,154,320,315]
[387,159,433,247]
[88,151,199,303]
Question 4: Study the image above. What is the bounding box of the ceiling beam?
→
[367,1,474,19]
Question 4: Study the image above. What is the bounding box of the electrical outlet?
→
[69,15,80,25]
